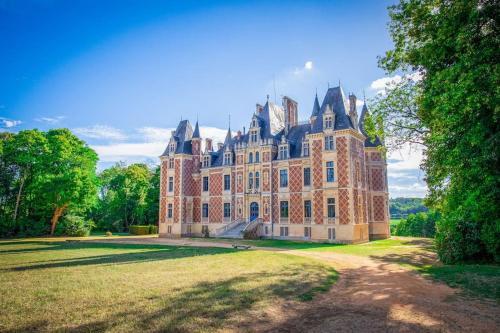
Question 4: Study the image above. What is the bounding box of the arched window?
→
[248,172,253,189]
[255,152,260,163]
[249,152,253,163]
[255,172,260,189]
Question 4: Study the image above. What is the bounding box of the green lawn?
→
[203,237,500,302]
[0,240,337,332]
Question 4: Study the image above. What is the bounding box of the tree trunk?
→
[50,204,67,235]
[13,175,26,222]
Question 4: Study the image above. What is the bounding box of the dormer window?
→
[202,155,211,168]
[252,119,257,127]
[302,142,310,157]
[325,135,335,151]
[250,130,258,143]
[278,145,289,160]
[324,116,333,129]
[223,152,232,165]
[169,143,176,153]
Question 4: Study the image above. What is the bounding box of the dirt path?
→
[90,237,500,332]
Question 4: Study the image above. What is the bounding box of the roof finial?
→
[228,114,231,129]
[338,79,341,87]
[315,87,318,96]
[328,82,330,89]
[363,89,366,103]
[266,94,270,102]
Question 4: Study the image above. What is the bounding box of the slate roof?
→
[311,86,355,133]
[359,103,382,147]
[192,121,200,138]
[161,120,193,156]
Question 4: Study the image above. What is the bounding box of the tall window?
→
[304,200,312,218]
[169,158,174,168]
[203,176,209,192]
[167,203,173,218]
[203,155,210,167]
[324,116,333,129]
[326,161,335,182]
[255,172,260,189]
[278,145,288,159]
[224,153,232,165]
[248,172,253,189]
[168,177,173,192]
[202,203,209,218]
[280,201,289,218]
[279,169,288,187]
[251,130,258,143]
[224,174,231,191]
[328,228,336,240]
[325,136,334,150]
[223,203,231,218]
[248,152,253,163]
[255,152,260,162]
[302,142,310,157]
[303,167,311,186]
[327,198,336,218]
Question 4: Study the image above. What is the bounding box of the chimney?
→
[256,104,264,114]
[205,138,213,152]
[348,93,359,129]
[237,130,242,139]
[217,142,223,150]
[243,126,246,135]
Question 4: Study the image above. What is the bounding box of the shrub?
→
[394,211,438,238]
[129,224,159,235]
[105,231,112,237]
[55,215,95,237]
[149,225,158,234]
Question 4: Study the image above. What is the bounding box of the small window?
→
[249,152,253,163]
[223,203,231,218]
[302,142,310,157]
[303,167,311,186]
[327,198,336,218]
[224,174,231,191]
[255,172,260,189]
[251,130,258,143]
[224,153,232,165]
[248,172,253,190]
[167,203,173,218]
[169,158,174,168]
[265,226,269,234]
[328,228,336,240]
[279,169,288,187]
[324,116,333,129]
[203,155,211,167]
[255,152,260,163]
[203,176,209,192]
[280,201,289,218]
[325,136,335,151]
[280,226,289,237]
[278,145,288,160]
[304,226,311,238]
[304,200,311,218]
[326,161,335,182]
[168,177,174,192]
[202,203,209,218]
[167,225,172,233]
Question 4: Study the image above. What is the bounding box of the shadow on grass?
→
[2,241,237,271]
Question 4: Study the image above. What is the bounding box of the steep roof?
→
[311,94,321,118]
[160,120,193,156]
[312,86,355,133]
[359,103,382,147]
[192,121,200,138]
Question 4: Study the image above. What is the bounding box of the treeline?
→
[392,211,438,238]
[389,197,428,218]
[0,129,160,237]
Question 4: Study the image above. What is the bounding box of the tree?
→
[375,0,499,262]
[37,129,98,235]
[145,166,160,225]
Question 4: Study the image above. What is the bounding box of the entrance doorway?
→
[250,202,259,221]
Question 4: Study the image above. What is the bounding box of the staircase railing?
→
[241,218,263,239]
[213,218,245,237]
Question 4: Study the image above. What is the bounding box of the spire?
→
[224,127,232,145]
[311,93,321,117]
[192,120,200,139]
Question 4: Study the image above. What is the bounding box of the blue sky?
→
[0,0,426,197]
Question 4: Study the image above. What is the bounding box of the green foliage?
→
[129,225,158,235]
[378,0,500,263]
[394,211,438,238]
[105,231,113,237]
[55,215,95,237]
[390,197,428,218]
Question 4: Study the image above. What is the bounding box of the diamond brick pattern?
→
[160,160,168,197]
[262,168,270,192]
[263,196,270,222]
[337,137,349,187]
[362,191,367,224]
[236,197,243,219]
[182,159,195,196]
[339,189,350,224]
[372,168,384,191]
[373,195,385,221]
[159,199,166,224]
[209,196,223,223]
[290,193,302,224]
[312,139,322,188]
[236,171,243,193]
[313,190,323,224]
[367,194,373,221]
[173,197,180,223]
[193,197,200,223]
[174,159,181,196]
[353,189,359,224]
[209,171,223,196]
[289,165,302,193]
[371,152,382,161]
[272,168,278,192]
[272,194,279,222]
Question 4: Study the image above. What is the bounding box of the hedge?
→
[129,224,158,235]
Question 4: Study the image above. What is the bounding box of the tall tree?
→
[375,0,499,262]
[38,129,98,235]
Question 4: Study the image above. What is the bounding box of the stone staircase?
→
[218,221,247,239]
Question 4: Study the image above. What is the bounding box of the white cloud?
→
[304,61,313,70]
[74,125,127,141]
[369,72,423,95]
[389,182,427,198]
[136,127,174,142]
[35,116,65,124]
[0,117,22,128]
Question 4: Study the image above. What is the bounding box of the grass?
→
[0,239,337,332]
[200,237,500,302]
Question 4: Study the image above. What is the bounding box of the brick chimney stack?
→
[205,138,213,152]
[348,93,359,129]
